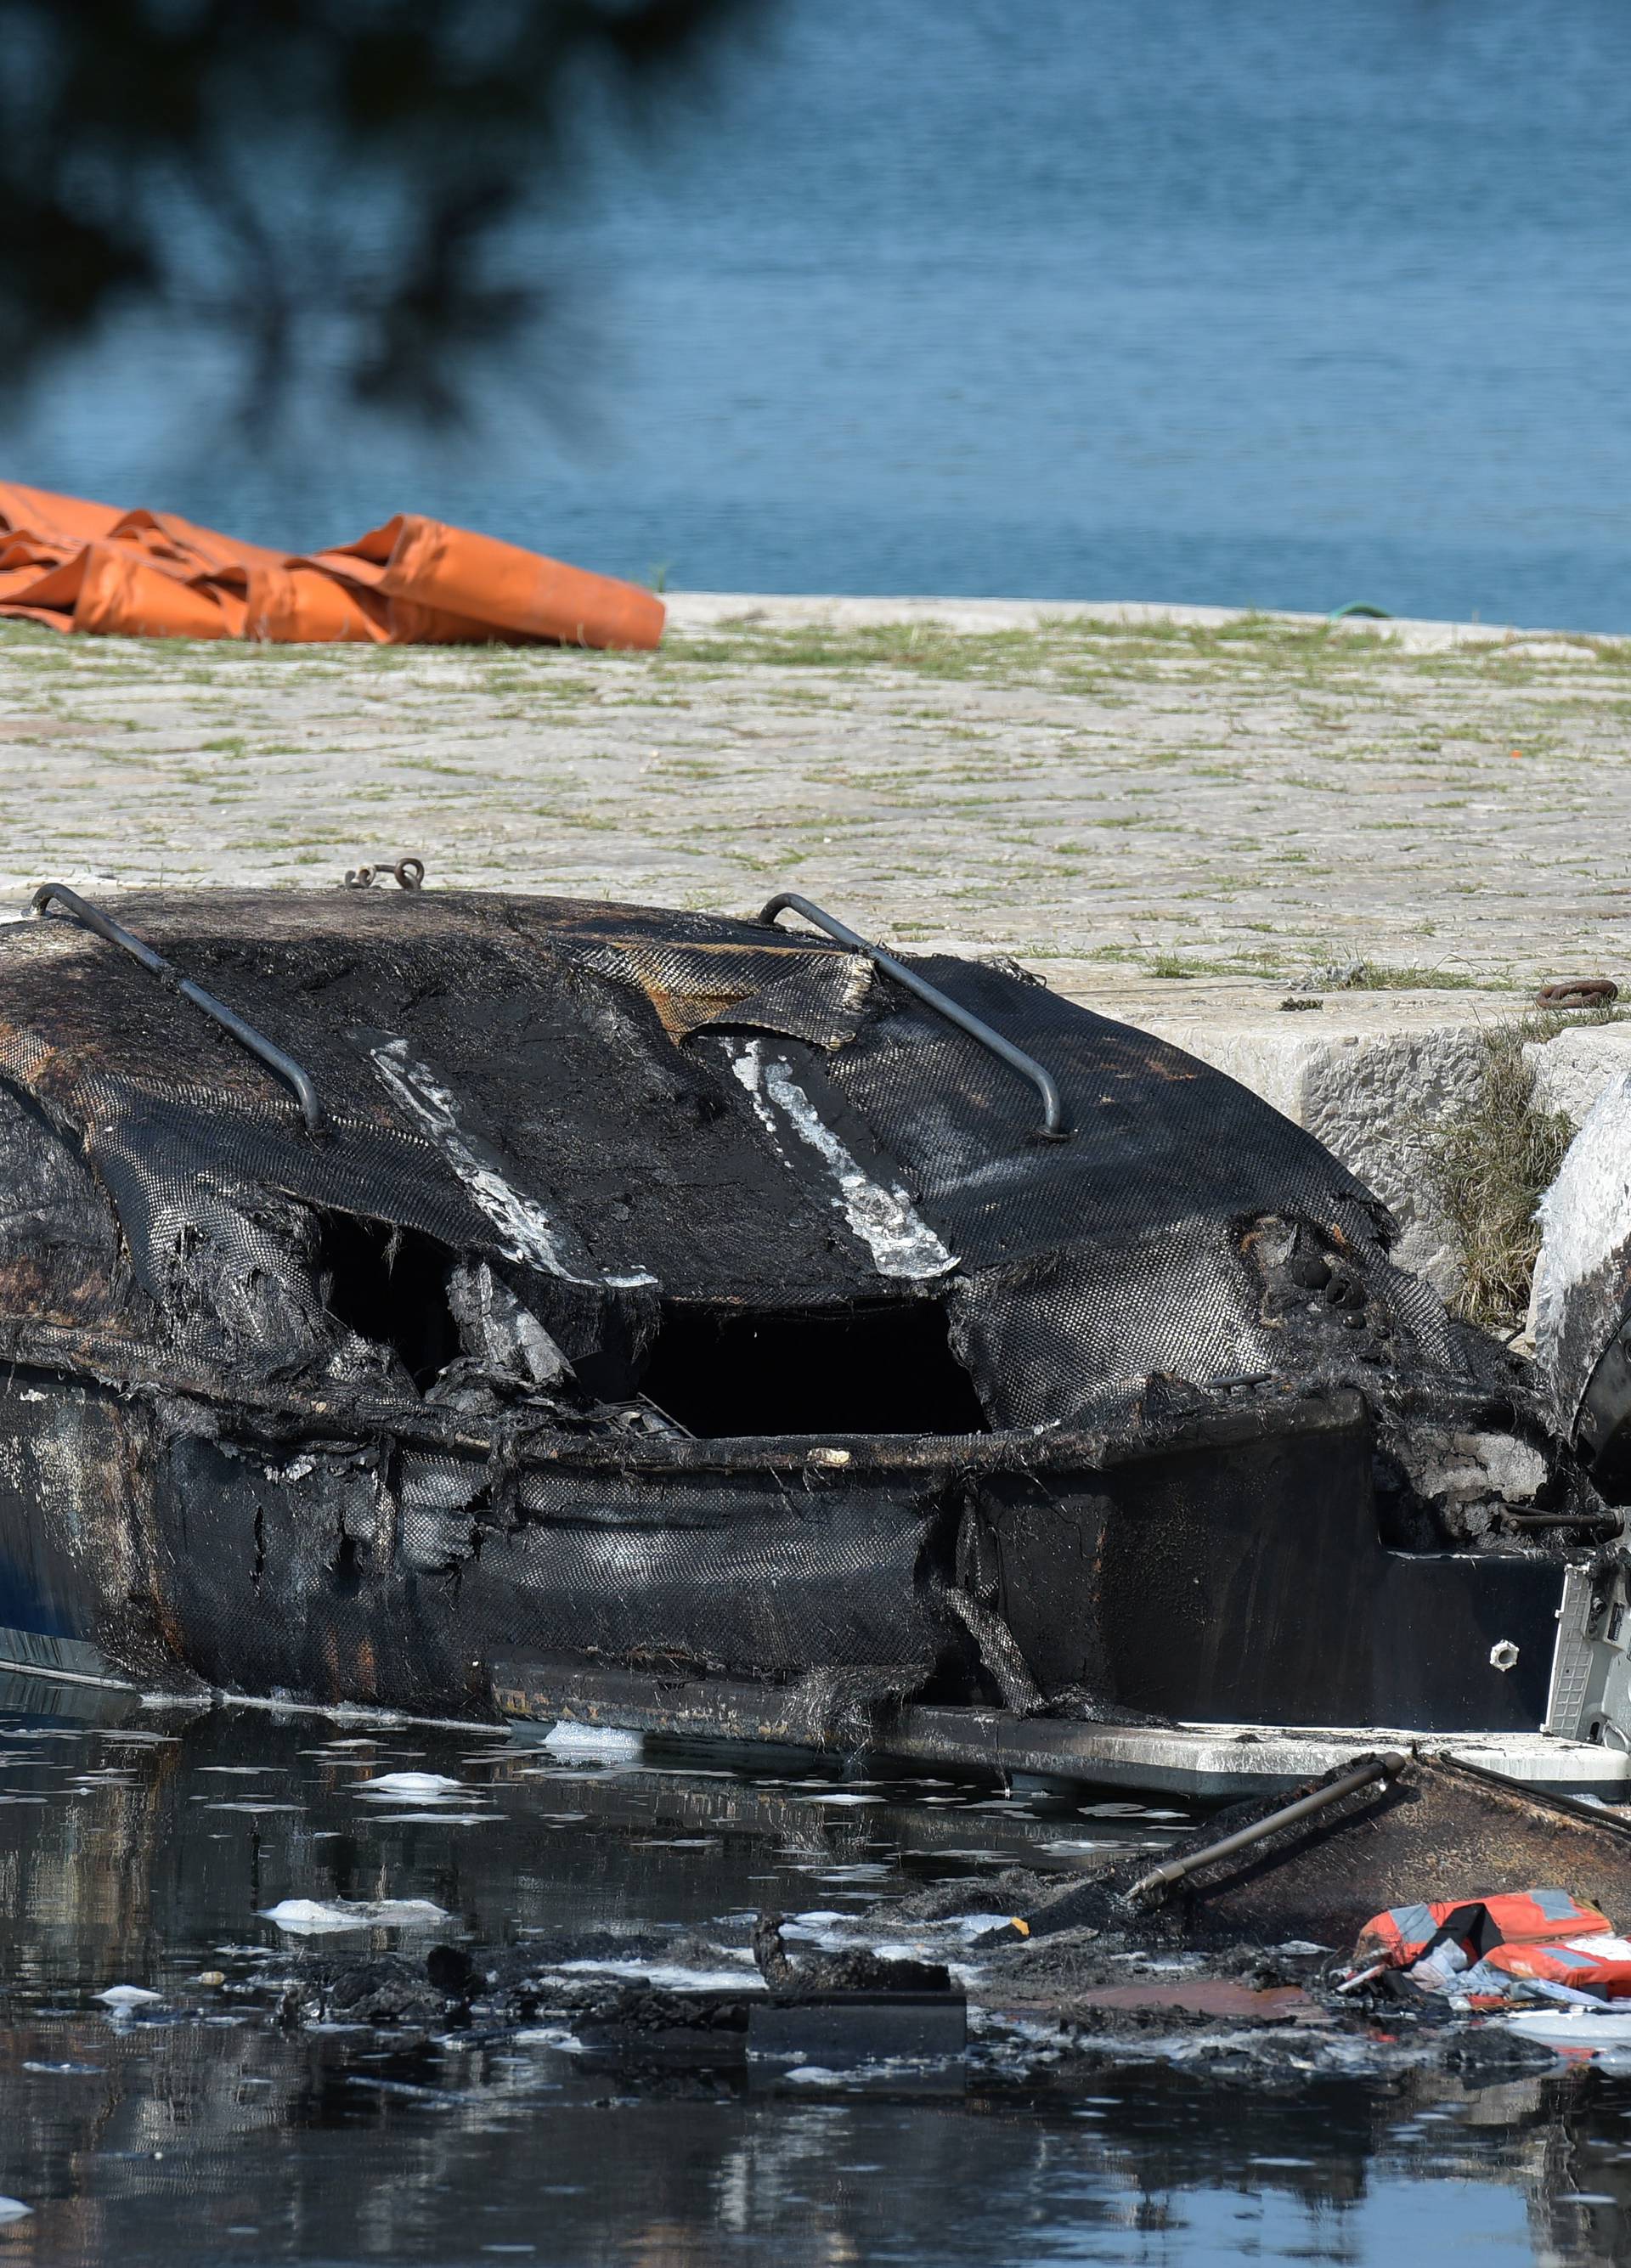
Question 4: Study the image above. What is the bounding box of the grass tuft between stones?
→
[1425,1019,1581,1334]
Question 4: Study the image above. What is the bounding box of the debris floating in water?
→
[261,1897,451,1935]
[95,1984,163,2008]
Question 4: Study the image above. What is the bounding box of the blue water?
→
[6,0,1631,626]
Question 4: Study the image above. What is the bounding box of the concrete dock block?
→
[1527,1023,1631,1127]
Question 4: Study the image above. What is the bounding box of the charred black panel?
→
[462,1464,957,1684]
[990,1410,1374,1720]
[990,1400,1560,1731]
[0,1371,170,1681]
[154,1431,962,1707]
[1369,1556,1558,1729]
[0,1074,138,1331]
[0,1379,116,1650]
[153,1436,432,1707]
[638,1300,988,1439]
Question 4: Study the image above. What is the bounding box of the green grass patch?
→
[1425,1019,1576,1332]
[1328,961,1488,991]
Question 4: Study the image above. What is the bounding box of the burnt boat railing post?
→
[1119,1749,1411,1908]
[31,883,325,1135]
[759,890,1069,1140]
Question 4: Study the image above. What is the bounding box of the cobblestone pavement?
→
[0,595,1626,990]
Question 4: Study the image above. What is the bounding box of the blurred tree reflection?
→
[0,0,765,418]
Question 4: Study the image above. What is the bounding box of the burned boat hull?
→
[0,883,1610,1786]
[0,1354,1583,1786]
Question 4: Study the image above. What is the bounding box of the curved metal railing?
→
[759,891,1068,1140]
[31,883,324,1135]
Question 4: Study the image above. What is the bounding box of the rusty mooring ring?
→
[344,856,426,892]
[1536,978,1619,1010]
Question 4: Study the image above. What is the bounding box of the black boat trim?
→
[0,1622,135,1689]
[0,1317,1361,1473]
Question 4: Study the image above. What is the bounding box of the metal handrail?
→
[1121,1749,1408,1908]
[758,891,1068,1140]
[31,883,325,1135]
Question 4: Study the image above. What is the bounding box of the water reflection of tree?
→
[0,0,768,418]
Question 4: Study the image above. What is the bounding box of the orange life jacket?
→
[1483,1933,1631,1997]
[1354,1888,1611,1972]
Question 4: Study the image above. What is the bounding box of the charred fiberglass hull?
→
[0,887,1607,1777]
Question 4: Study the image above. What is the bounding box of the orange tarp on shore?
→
[0,484,664,649]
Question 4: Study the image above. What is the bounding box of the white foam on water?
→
[203,1802,306,1814]
[540,1724,644,1760]
[556,1957,765,1992]
[352,1772,466,1798]
[1505,2009,1631,2050]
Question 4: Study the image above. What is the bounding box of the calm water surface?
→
[5,0,1630,629]
[0,1679,1627,2265]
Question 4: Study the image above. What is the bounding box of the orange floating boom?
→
[0,484,664,649]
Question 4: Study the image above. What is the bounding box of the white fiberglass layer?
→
[727,1040,956,1282]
